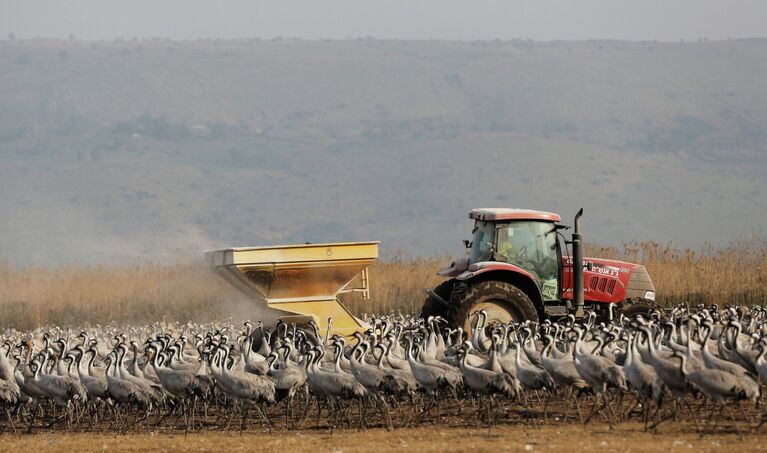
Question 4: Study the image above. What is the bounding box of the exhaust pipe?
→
[573,208,585,318]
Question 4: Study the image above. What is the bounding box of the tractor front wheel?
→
[452,280,539,333]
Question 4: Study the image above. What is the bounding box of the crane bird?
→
[31,349,88,430]
[541,334,589,422]
[672,351,757,434]
[209,345,275,433]
[572,326,627,426]
[145,343,213,432]
[267,343,308,429]
[458,341,517,424]
[305,344,365,432]
[638,325,699,430]
[404,335,462,417]
[622,332,664,430]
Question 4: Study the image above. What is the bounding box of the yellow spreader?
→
[206,241,379,337]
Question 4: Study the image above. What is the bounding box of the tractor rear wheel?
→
[452,280,538,333]
[420,280,455,320]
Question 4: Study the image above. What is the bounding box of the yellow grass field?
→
[1,238,765,328]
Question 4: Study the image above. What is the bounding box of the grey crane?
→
[638,325,699,430]
[31,350,88,429]
[304,344,365,431]
[209,346,275,433]
[572,327,627,426]
[673,351,757,433]
[146,343,212,431]
[102,353,154,427]
[541,334,588,421]
[348,339,392,429]
[458,341,517,423]
[700,321,755,380]
[622,332,664,429]
[267,344,308,429]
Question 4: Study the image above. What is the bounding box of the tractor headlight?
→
[644,290,656,301]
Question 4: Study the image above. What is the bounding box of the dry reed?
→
[1,237,765,328]
[0,262,248,330]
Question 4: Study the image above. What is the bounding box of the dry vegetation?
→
[586,236,767,308]
[1,238,765,329]
[0,262,250,330]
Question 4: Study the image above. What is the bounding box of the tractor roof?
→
[469,208,561,222]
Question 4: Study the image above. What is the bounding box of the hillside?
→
[0,38,765,264]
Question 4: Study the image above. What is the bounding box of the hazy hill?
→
[0,38,765,264]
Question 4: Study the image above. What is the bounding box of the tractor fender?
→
[455,262,544,315]
[437,257,469,277]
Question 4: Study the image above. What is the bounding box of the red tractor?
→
[421,208,656,330]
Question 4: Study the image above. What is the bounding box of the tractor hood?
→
[562,256,655,304]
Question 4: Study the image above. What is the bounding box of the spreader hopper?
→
[206,241,379,336]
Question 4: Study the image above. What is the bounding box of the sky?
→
[1,0,765,42]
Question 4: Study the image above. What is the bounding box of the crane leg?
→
[709,404,725,432]
[681,397,701,432]
[297,386,311,428]
[315,396,323,427]
[358,397,367,430]
[735,401,752,430]
[725,403,742,437]
[450,386,461,415]
[284,394,291,429]
[5,407,15,433]
[542,391,551,422]
[378,395,392,431]
[623,393,641,419]
[240,401,248,434]
[604,391,617,427]
[254,403,272,434]
[573,391,584,424]
[183,401,190,436]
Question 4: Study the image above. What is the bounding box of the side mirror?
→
[463,240,472,248]
[586,261,594,271]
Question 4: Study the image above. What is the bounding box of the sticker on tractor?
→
[542,278,558,301]
[594,266,619,277]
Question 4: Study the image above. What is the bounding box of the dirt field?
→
[2,423,766,453]
[3,388,766,452]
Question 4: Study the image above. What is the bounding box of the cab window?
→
[496,221,559,300]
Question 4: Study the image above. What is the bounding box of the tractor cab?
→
[468,211,562,301]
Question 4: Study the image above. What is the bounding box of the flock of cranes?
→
[2,305,767,434]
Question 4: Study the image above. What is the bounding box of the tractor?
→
[421,208,656,330]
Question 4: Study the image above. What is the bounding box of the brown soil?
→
[2,422,767,453]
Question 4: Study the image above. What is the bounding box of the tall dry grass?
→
[0,262,249,330]
[585,235,767,308]
[1,237,765,328]
[345,253,446,318]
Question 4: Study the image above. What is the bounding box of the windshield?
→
[470,220,560,301]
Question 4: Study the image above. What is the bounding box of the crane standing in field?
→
[571,326,627,426]
[209,345,276,433]
[267,343,308,429]
[673,350,757,434]
[458,341,517,424]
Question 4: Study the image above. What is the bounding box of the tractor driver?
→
[497,224,538,273]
